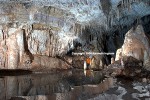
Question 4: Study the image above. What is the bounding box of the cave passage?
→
[0,0,150,100]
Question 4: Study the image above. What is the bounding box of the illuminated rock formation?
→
[115,25,150,70]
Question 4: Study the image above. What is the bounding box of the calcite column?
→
[16,29,25,64]
[6,29,25,69]
[7,35,19,69]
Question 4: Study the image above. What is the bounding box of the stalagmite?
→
[111,57,115,64]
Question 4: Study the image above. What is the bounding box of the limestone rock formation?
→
[115,25,150,70]
[31,55,71,71]
[0,23,73,70]
[0,0,149,70]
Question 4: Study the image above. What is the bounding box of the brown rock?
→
[31,55,71,71]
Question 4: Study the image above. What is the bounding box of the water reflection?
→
[84,70,94,77]
[0,70,114,100]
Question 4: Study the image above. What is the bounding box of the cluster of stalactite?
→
[0,0,149,70]
[105,0,150,30]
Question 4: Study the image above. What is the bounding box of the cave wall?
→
[0,0,149,69]
[0,23,72,70]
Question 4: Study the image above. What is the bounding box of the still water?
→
[0,70,114,100]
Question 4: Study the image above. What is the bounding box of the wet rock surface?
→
[89,78,150,100]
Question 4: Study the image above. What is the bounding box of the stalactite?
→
[108,16,110,28]
[122,0,124,8]
[125,0,127,8]
[76,24,79,35]
[78,25,80,36]
[117,9,120,20]
[74,24,76,36]
[76,24,78,36]
[111,15,113,28]
[128,0,130,11]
